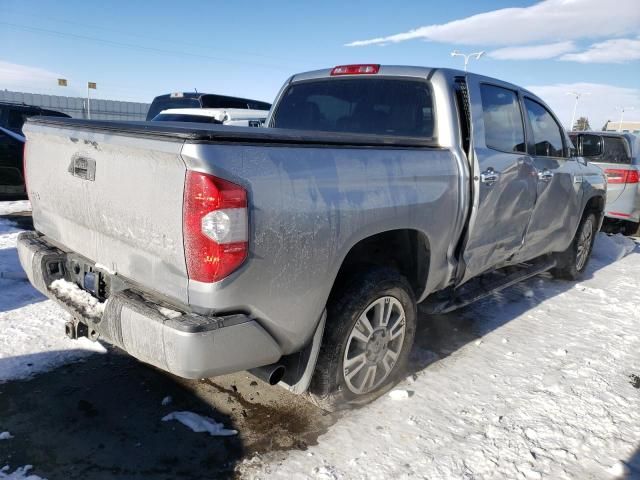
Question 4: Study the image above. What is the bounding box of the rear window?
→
[601,136,632,164]
[201,96,249,109]
[152,113,222,124]
[272,78,434,138]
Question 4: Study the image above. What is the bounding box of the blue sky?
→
[1,0,639,128]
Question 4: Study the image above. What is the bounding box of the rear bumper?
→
[16,231,282,379]
[605,210,640,223]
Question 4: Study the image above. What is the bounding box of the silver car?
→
[570,132,639,235]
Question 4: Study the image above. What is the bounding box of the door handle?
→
[537,169,554,182]
[480,167,500,186]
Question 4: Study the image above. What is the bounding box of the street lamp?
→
[450,50,485,72]
[87,82,97,120]
[616,106,635,132]
[566,91,590,130]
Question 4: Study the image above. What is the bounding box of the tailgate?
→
[24,121,189,304]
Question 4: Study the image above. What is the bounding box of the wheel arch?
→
[329,229,431,304]
[584,193,606,228]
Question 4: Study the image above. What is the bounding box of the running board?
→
[422,258,557,314]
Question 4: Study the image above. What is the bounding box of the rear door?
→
[460,80,538,282]
[520,97,583,258]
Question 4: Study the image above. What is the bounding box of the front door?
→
[460,80,538,283]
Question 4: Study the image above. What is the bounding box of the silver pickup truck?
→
[18,65,606,410]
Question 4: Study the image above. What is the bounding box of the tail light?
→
[331,64,380,76]
[22,142,29,199]
[605,168,639,184]
[183,171,248,283]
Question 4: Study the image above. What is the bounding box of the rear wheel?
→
[308,267,416,412]
[551,212,597,280]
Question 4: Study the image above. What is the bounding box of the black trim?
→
[27,116,441,149]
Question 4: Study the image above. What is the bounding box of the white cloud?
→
[489,41,577,60]
[346,0,640,47]
[527,82,640,129]
[560,37,640,63]
[0,60,68,94]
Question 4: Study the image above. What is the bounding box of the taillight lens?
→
[331,64,380,76]
[22,142,29,199]
[605,168,639,184]
[183,171,248,283]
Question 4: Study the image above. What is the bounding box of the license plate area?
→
[66,255,109,301]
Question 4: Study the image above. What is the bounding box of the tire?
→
[308,267,417,412]
[550,212,597,280]
[623,220,640,237]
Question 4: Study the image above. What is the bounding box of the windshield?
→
[146,97,200,120]
[272,78,434,138]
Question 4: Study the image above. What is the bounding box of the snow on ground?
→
[0,201,30,217]
[0,465,45,480]
[162,411,238,436]
[241,234,640,480]
[0,202,105,383]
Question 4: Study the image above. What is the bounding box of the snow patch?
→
[157,307,182,319]
[161,411,237,436]
[0,465,45,480]
[592,233,636,263]
[0,201,30,216]
[388,389,411,400]
[0,432,13,440]
[49,279,106,318]
[161,396,172,406]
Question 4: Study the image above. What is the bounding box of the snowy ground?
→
[240,234,640,479]
[1,200,639,479]
[0,201,105,385]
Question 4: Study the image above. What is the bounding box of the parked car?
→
[151,107,269,127]
[19,65,606,410]
[0,102,69,199]
[569,131,639,235]
[146,92,271,121]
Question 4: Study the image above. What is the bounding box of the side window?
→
[601,137,631,164]
[524,98,566,158]
[480,84,526,154]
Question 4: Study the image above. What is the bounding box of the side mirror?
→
[579,134,603,157]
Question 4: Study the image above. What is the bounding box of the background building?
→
[0,89,149,121]
[604,120,640,134]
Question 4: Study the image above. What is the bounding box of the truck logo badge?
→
[68,154,96,181]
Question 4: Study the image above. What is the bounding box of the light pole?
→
[566,91,590,130]
[616,106,635,132]
[87,82,97,120]
[450,50,485,72]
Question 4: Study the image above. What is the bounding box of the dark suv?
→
[0,102,70,199]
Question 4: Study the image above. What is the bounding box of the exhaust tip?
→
[249,363,286,386]
[268,365,286,385]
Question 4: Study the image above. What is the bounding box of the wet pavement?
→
[0,349,336,480]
